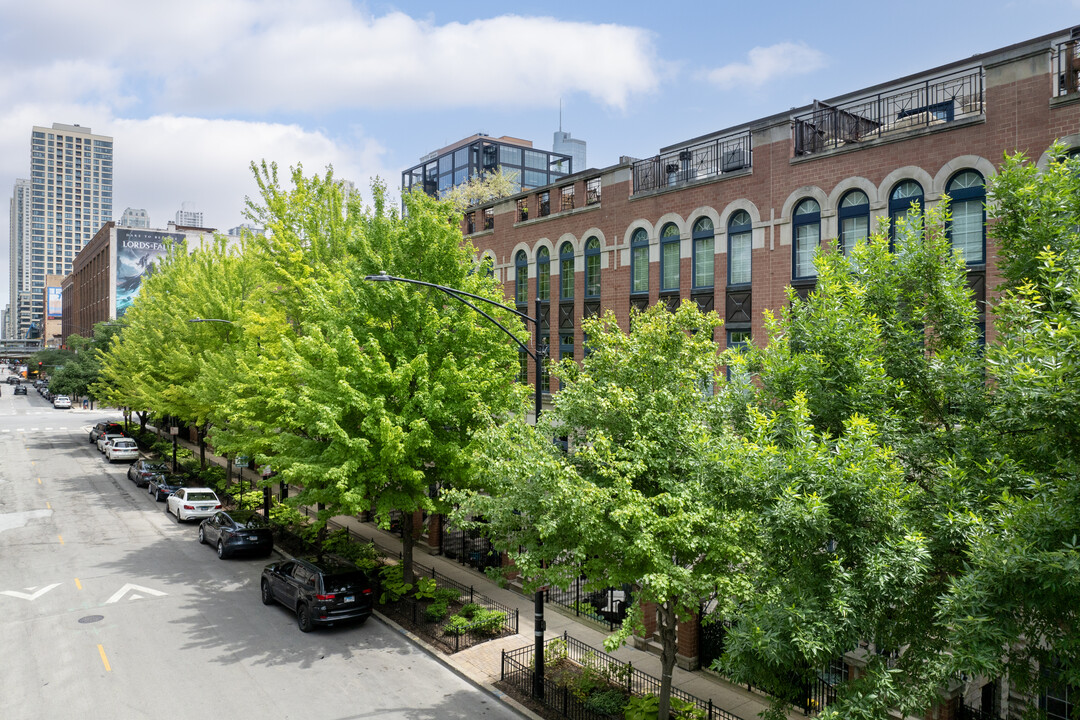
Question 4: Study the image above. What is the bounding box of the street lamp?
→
[186,317,269,517]
[364,271,549,699]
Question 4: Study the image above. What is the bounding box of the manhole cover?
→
[78,615,104,624]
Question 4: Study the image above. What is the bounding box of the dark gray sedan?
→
[198,509,274,559]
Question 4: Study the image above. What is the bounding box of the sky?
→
[1,0,1075,311]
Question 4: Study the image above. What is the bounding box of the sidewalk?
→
[148,423,795,720]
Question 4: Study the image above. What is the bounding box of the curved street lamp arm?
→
[364,273,536,326]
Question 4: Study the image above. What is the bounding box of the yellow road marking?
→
[97,645,111,672]
[74,578,82,590]
[37,478,42,485]
[58,535,64,545]
[46,502,51,509]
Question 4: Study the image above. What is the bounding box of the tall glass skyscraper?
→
[10,123,113,338]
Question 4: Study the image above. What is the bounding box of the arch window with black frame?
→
[537,247,551,302]
[559,242,574,301]
[889,180,924,244]
[584,237,601,299]
[793,199,821,280]
[946,170,985,265]
[514,250,528,306]
[660,223,681,294]
[631,228,649,296]
[692,218,714,290]
[728,211,752,286]
[838,190,870,255]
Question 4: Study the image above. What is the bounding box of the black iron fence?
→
[632,131,752,194]
[793,67,983,156]
[395,593,519,654]
[544,578,630,631]
[502,633,745,720]
[441,524,502,573]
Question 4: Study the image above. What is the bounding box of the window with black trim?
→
[946,170,985,264]
[889,180,923,242]
[692,218,714,289]
[586,177,601,205]
[838,190,869,255]
[726,329,750,380]
[538,191,550,217]
[559,242,574,300]
[537,247,550,301]
[483,207,493,230]
[517,198,529,222]
[560,185,575,212]
[660,223,680,293]
[631,228,649,295]
[584,237,601,298]
[793,199,821,279]
[515,250,528,305]
[728,211,752,286]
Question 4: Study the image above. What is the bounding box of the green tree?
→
[940,147,1080,705]
[211,165,525,582]
[717,202,990,719]
[440,167,519,212]
[47,323,122,404]
[451,302,743,720]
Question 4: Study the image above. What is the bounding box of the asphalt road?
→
[0,380,521,720]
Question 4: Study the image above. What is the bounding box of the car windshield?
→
[142,463,168,473]
[186,492,217,502]
[230,511,266,527]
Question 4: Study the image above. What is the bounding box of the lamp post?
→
[364,271,549,698]
[187,317,270,518]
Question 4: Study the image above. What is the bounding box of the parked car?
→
[13,385,26,395]
[105,437,139,463]
[97,432,125,453]
[198,510,274,559]
[52,395,71,409]
[148,473,194,502]
[260,558,373,632]
[165,488,222,522]
[89,420,124,444]
[127,459,168,487]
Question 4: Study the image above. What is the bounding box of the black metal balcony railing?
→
[1058,39,1080,96]
[793,68,984,156]
[632,131,752,194]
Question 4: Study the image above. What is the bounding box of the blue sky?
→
[0,0,1075,310]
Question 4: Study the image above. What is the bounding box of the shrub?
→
[584,689,627,716]
[378,565,413,604]
[443,606,506,637]
[457,603,482,620]
[432,587,461,604]
[424,600,449,623]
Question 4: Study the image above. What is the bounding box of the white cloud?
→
[706,42,827,90]
[0,3,661,114]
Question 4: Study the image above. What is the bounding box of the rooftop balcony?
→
[793,67,984,156]
[632,131,752,195]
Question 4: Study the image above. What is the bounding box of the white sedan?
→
[166,488,222,523]
[97,432,125,453]
[105,438,139,463]
[52,395,71,409]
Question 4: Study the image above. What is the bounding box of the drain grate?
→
[78,615,104,624]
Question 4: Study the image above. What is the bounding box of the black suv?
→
[89,421,124,444]
[13,385,27,395]
[260,558,373,632]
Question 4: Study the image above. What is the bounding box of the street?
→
[0,385,521,719]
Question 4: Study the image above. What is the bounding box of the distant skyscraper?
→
[175,201,204,227]
[8,178,32,338]
[553,130,586,173]
[12,123,113,339]
[120,207,150,228]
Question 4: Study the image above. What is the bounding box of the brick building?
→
[428,26,1080,719]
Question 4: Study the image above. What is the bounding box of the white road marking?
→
[1,583,61,601]
[105,583,167,604]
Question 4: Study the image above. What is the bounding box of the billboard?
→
[115,229,184,317]
[47,287,63,319]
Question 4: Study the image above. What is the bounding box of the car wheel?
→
[297,604,313,633]
[217,540,226,560]
[198,527,206,544]
[260,580,274,606]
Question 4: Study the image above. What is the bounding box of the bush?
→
[583,689,627,716]
[457,603,483,620]
[424,600,449,623]
[444,606,505,637]
[432,587,461,604]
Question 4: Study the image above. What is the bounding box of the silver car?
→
[105,438,139,463]
[166,488,222,523]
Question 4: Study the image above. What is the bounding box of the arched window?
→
[584,237,601,298]
[727,211,752,286]
[631,228,649,295]
[838,190,870,255]
[559,242,575,300]
[946,170,985,264]
[515,250,528,305]
[889,180,924,241]
[660,223,680,292]
[692,218,714,289]
[537,247,550,301]
[793,199,821,279]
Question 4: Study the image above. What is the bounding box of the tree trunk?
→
[198,424,207,470]
[401,511,415,586]
[138,411,147,434]
[657,600,678,720]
